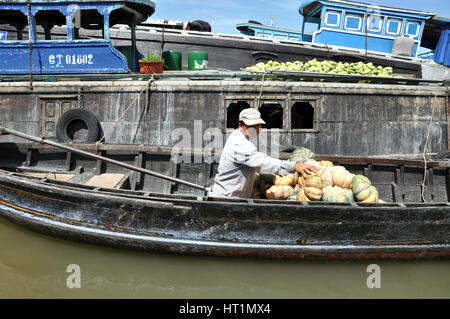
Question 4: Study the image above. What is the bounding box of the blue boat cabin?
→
[236,21,313,42]
[299,0,435,57]
[0,0,155,74]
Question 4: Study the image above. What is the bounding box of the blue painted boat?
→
[236,21,313,42]
[0,0,155,74]
[236,0,449,65]
[299,0,448,60]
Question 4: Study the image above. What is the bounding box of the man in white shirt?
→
[211,108,318,198]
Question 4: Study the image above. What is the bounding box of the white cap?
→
[239,108,266,126]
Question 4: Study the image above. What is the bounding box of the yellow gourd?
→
[332,166,354,189]
[273,173,297,187]
[266,185,294,200]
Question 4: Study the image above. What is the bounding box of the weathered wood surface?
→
[0,80,447,157]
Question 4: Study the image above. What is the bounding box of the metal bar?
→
[0,127,207,191]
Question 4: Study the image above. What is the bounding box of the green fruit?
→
[288,147,315,163]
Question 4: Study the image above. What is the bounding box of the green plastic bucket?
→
[188,51,208,70]
[162,50,182,70]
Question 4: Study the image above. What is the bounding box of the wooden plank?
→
[21,172,75,182]
[84,173,127,189]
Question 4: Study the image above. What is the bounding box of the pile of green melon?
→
[252,147,383,203]
[245,59,394,77]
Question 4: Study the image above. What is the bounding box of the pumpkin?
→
[265,185,293,200]
[304,187,323,201]
[288,147,315,163]
[318,166,334,185]
[360,186,379,203]
[319,160,334,167]
[322,185,355,203]
[304,159,321,168]
[273,173,298,187]
[301,173,323,201]
[332,166,355,189]
[352,175,372,202]
[288,186,298,201]
[297,187,310,202]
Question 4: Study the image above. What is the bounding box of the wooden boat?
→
[0,137,449,261]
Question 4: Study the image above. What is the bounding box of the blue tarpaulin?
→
[434,24,450,66]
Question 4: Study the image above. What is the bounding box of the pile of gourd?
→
[251,147,382,203]
[245,59,394,77]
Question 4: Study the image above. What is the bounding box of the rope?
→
[421,94,437,203]
[256,71,268,107]
[95,76,155,149]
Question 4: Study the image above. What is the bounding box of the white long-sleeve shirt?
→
[211,129,297,198]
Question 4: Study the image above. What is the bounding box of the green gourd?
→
[288,147,315,163]
[322,185,355,203]
[352,175,377,202]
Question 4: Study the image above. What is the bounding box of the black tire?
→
[56,108,100,143]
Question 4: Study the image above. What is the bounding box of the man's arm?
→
[231,146,318,176]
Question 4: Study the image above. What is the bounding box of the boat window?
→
[72,9,104,40]
[386,18,402,35]
[325,10,340,27]
[291,102,314,130]
[344,14,362,31]
[406,21,420,37]
[35,10,67,40]
[367,15,383,32]
[259,102,283,129]
[0,10,29,41]
[227,101,251,129]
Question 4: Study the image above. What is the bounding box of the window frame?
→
[0,9,30,42]
[325,10,341,27]
[290,97,321,133]
[405,21,420,37]
[344,13,363,31]
[366,15,383,32]
[33,9,69,42]
[386,18,402,35]
[222,95,321,134]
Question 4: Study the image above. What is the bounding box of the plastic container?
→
[162,50,182,70]
[392,35,414,57]
[188,51,209,70]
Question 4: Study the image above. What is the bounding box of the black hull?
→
[1,171,450,260]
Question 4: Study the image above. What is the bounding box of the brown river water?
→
[1,217,449,299]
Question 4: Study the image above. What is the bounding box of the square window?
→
[345,14,362,31]
[406,22,419,37]
[387,19,401,35]
[325,11,340,27]
[367,15,382,32]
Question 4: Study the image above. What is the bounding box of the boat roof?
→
[299,0,435,17]
[236,22,306,35]
[0,0,156,27]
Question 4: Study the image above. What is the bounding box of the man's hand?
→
[295,163,319,177]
